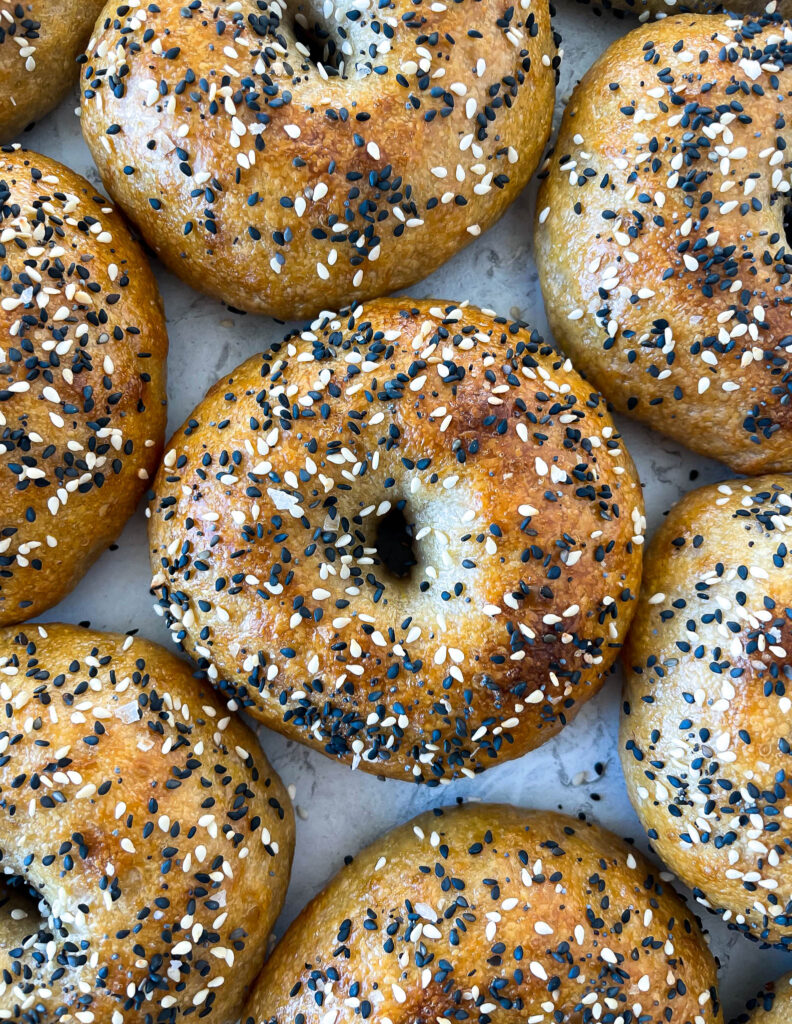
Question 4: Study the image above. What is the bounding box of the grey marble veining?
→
[20,0,792,1014]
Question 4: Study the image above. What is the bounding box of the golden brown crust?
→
[242,802,723,1024]
[621,476,792,950]
[79,0,557,318]
[0,0,105,142]
[591,0,792,18]
[0,148,168,626]
[535,13,792,475]
[735,973,792,1023]
[147,298,645,783]
[0,622,295,1024]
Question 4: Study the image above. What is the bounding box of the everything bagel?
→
[734,974,792,1023]
[535,13,792,475]
[621,476,792,950]
[0,149,168,626]
[242,802,722,1024]
[0,623,294,1023]
[79,0,558,318]
[148,298,645,783]
[0,0,105,142]
[587,0,792,19]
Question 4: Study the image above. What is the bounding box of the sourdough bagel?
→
[0,622,294,1023]
[0,0,105,142]
[734,974,792,1023]
[148,298,645,783]
[621,476,792,949]
[0,149,168,626]
[535,13,792,475]
[242,802,722,1024]
[79,0,557,318]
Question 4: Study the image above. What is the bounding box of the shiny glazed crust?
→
[0,149,168,626]
[242,802,723,1024]
[0,0,105,142]
[621,476,792,949]
[148,298,645,783]
[0,622,295,1024]
[79,0,557,318]
[734,973,792,1023]
[535,14,792,475]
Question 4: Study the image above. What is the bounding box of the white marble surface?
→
[19,0,792,1016]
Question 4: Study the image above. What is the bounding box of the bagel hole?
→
[375,503,417,579]
[785,203,792,249]
[0,874,51,936]
[293,9,344,75]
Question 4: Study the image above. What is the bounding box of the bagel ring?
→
[735,974,792,1023]
[79,0,558,318]
[582,0,792,20]
[0,622,294,1024]
[621,475,792,950]
[0,149,168,626]
[535,12,792,476]
[148,298,645,783]
[0,0,105,142]
[242,802,722,1024]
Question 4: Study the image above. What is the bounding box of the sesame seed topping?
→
[0,623,294,1022]
[79,0,559,318]
[622,474,792,950]
[148,297,644,784]
[536,13,792,475]
[0,148,167,626]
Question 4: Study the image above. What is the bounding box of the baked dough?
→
[148,298,645,782]
[0,149,168,625]
[536,13,792,474]
[243,802,722,1023]
[0,622,294,1023]
[80,0,557,317]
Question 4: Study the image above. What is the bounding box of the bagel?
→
[734,974,792,1023]
[585,0,792,20]
[0,622,294,1023]
[0,1,105,142]
[0,148,168,626]
[148,298,645,783]
[242,802,722,1024]
[535,13,792,476]
[79,0,558,319]
[621,476,792,950]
